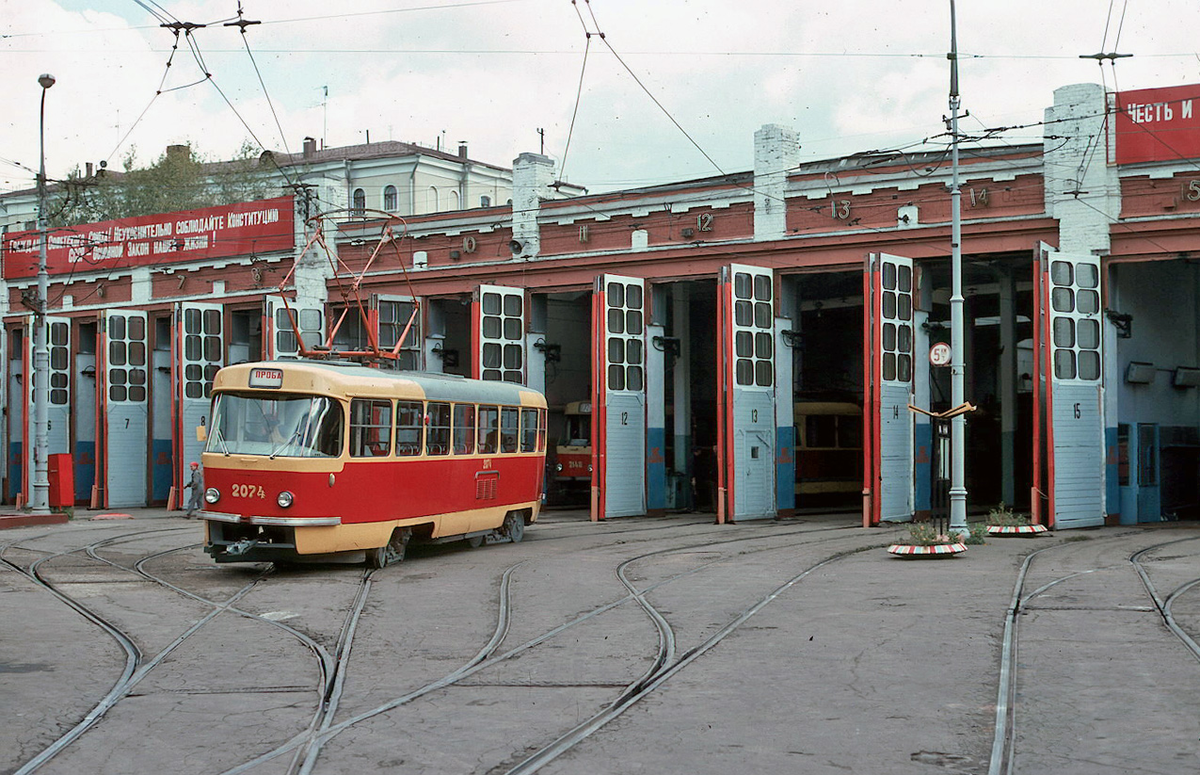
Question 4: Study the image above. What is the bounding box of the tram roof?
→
[213,359,546,406]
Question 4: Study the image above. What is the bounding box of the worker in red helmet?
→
[184,461,203,517]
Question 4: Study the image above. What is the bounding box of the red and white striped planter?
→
[986,524,1048,536]
[886,542,967,558]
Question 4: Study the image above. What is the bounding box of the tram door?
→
[717,264,776,521]
[1034,246,1105,529]
[865,253,915,524]
[103,310,149,507]
[175,303,222,495]
[592,274,647,519]
[473,284,526,383]
[266,297,323,359]
[14,316,72,503]
[372,295,422,370]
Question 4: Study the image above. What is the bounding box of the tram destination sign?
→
[1,195,295,279]
[1113,84,1200,165]
[248,368,284,389]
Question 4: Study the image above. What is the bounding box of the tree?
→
[49,141,280,226]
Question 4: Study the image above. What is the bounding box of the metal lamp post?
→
[30,72,56,514]
[946,3,969,537]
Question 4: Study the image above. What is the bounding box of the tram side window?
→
[538,408,547,451]
[836,414,862,449]
[453,404,476,454]
[805,415,838,449]
[501,407,520,453]
[350,399,393,457]
[426,402,451,455]
[520,408,538,453]
[396,400,423,456]
[478,405,499,454]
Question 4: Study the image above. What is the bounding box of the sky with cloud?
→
[3,0,1199,196]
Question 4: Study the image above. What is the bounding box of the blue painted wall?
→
[776,425,795,512]
[646,426,666,511]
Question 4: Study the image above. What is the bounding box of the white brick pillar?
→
[511,152,555,259]
[294,194,330,308]
[753,124,801,241]
[1044,83,1120,255]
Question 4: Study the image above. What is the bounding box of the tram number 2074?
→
[230,483,267,499]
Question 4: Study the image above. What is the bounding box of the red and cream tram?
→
[199,360,547,567]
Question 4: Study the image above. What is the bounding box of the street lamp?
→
[30,72,55,514]
[946,4,969,538]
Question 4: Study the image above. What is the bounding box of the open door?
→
[265,297,323,359]
[864,253,915,524]
[473,284,526,382]
[17,315,71,504]
[102,310,149,507]
[373,294,422,370]
[591,274,647,519]
[717,264,776,522]
[175,303,222,496]
[1034,245,1105,529]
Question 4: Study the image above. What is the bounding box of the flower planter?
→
[886,542,967,558]
[985,524,1048,537]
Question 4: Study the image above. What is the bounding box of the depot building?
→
[3,81,1200,529]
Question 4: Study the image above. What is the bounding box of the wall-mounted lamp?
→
[1105,308,1133,339]
[1125,361,1155,384]
[431,344,460,368]
[1174,367,1200,388]
[508,239,524,254]
[652,335,680,358]
[781,330,803,349]
[533,339,561,363]
[96,284,106,298]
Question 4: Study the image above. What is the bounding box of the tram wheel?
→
[367,529,410,568]
[466,535,484,549]
[503,512,525,544]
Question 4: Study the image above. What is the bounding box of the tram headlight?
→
[587,464,593,473]
[555,462,563,472]
[277,491,294,508]
[204,487,220,504]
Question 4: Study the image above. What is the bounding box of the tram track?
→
[988,529,1200,775]
[1,526,364,775]
[65,533,376,775]
[502,540,881,774]
[1,526,216,774]
[4,516,897,775]
[259,523,889,775]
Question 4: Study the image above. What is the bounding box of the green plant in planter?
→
[986,502,1031,527]
[963,521,988,545]
[905,521,960,546]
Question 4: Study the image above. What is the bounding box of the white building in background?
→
[0,136,547,235]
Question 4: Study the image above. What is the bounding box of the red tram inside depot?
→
[199,360,547,567]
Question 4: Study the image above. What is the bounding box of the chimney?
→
[166,144,190,161]
[85,162,93,178]
[458,142,469,160]
[753,124,801,241]
[511,152,555,259]
[303,136,316,159]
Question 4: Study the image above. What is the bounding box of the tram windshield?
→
[207,392,344,457]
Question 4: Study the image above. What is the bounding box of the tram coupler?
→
[225,538,260,557]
